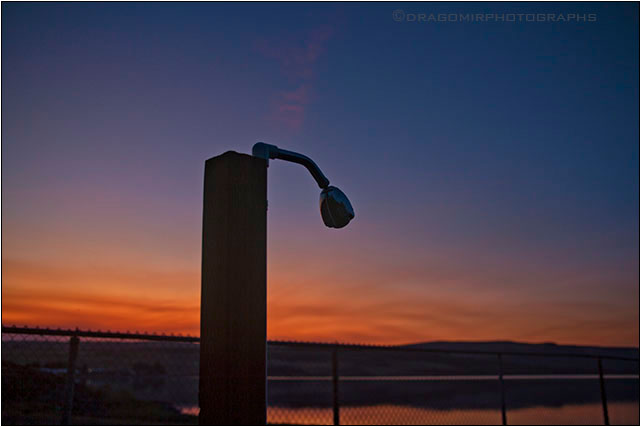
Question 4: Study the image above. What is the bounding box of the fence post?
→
[497,353,507,425]
[199,152,267,425]
[61,335,79,425]
[597,357,610,425]
[332,348,340,426]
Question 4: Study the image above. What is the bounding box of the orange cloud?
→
[3,256,638,347]
[2,258,199,334]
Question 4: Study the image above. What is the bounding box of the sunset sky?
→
[2,3,639,347]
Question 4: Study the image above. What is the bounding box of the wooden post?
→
[199,151,267,425]
[61,336,79,425]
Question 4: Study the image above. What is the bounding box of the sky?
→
[2,3,639,347]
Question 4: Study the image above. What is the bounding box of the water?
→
[286,401,639,425]
[268,374,638,381]
[180,402,639,425]
[179,375,639,425]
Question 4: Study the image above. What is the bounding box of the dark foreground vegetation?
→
[2,361,197,425]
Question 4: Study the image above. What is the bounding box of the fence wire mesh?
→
[601,358,640,426]
[501,354,604,425]
[2,326,639,425]
[2,331,199,425]
[268,345,334,425]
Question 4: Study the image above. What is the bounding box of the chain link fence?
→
[2,326,639,425]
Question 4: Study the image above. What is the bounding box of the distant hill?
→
[402,340,640,359]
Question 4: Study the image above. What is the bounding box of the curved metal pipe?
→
[252,142,330,189]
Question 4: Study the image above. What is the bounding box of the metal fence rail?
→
[2,325,639,425]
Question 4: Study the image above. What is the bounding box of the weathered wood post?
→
[199,151,267,425]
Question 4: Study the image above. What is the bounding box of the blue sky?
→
[2,3,639,345]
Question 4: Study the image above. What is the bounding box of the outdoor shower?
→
[252,142,355,228]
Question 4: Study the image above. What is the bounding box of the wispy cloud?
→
[4,255,638,347]
[2,258,199,334]
[255,26,333,131]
